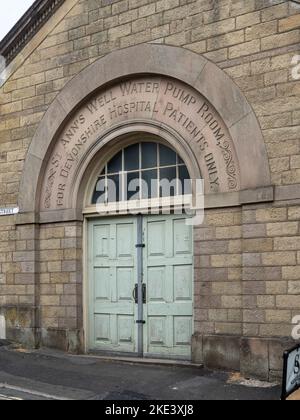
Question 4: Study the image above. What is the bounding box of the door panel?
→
[94,267,110,301]
[118,316,135,344]
[174,219,193,255]
[94,225,110,258]
[147,221,166,257]
[174,317,192,346]
[147,267,166,302]
[143,215,193,359]
[116,223,134,258]
[94,314,110,343]
[174,265,193,301]
[117,268,134,301]
[89,217,137,353]
[148,317,167,346]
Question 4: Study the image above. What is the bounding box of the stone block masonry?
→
[0,0,300,381]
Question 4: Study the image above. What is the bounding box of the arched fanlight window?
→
[92,142,191,204]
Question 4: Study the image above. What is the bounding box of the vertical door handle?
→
[133,284,146,304]
[133,284,138,304]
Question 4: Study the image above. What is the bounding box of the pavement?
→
[0,344,281,401]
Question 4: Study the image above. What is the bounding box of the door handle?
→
[133,284,138,304]
[132,284,146,304]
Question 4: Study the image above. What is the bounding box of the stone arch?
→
[19,44,271,216]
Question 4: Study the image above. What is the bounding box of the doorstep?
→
[84,354,203,369]
[17,347,203,369]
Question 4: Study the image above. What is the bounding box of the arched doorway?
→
[18,45,272,360]
[86,139,194,358]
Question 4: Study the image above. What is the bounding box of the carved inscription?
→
[41,77,240,210]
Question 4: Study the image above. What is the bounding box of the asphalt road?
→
[0,346,281,401]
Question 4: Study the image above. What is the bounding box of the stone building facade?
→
[0,0,300,382]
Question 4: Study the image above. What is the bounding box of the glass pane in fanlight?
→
[160,166,177,197]
[179,165,191,195]
[124,144,140,171]
[141,169,158,199]
[107,174,121,202]
[141,142,157,169]
[125,171,140,201]
[92,176,106,204]
[177,155,185,165]
[107,151,122,174]
[159,144,176,166]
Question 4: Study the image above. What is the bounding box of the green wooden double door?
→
[88,214,193,359]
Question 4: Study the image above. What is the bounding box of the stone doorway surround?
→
[16,44,277,380]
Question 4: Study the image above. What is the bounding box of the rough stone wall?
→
[38,222,83,351]
[194,207,243,337]
[194,203,299,381]
[0,0,299,380]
